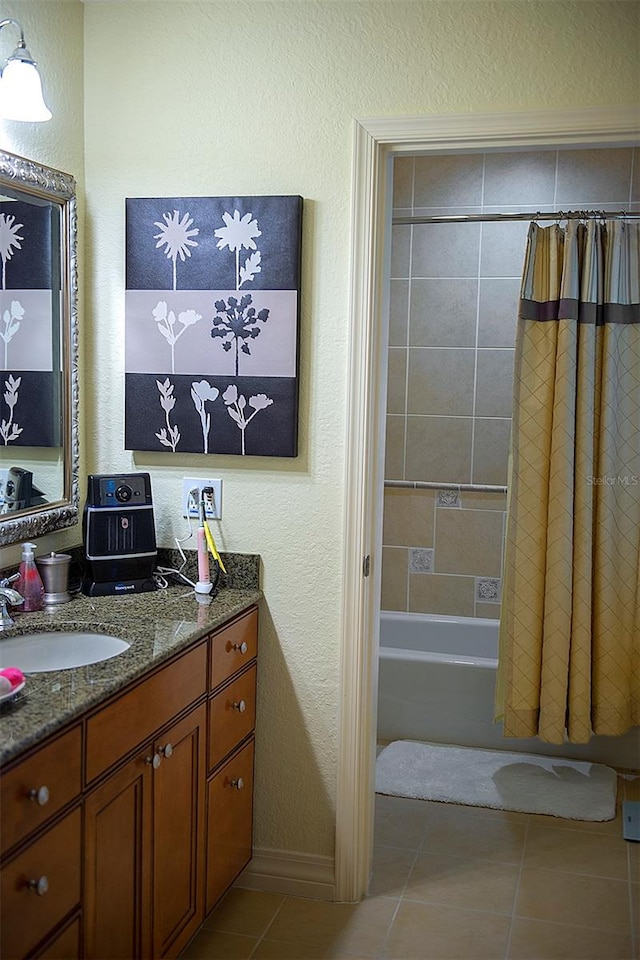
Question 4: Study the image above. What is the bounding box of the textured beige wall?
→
[0,0,85,567]
[1,0,638,861]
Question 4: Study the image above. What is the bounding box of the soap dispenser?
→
[16,542,45,612]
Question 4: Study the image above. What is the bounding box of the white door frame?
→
[335,104,640,902]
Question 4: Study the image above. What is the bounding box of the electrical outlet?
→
[182,478,222,519]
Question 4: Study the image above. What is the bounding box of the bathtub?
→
[377,610,640,770]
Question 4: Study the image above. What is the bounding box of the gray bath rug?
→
[375,740,617,821]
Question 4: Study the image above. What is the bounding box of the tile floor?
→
[182,776,640,960]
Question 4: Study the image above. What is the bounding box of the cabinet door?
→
[206,738,255,914]
[152,703,206,960]
[84,750,153,960]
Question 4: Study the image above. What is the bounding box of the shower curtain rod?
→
[392,209,640,226]
[385,479,508,495]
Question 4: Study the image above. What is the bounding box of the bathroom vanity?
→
[0,574,261,959]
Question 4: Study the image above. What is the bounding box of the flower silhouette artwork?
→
[153,210,199,290]
[1,374,22,444]
[223,385,273,456]
[152,300,202,374]
[214,210,262,291]
[155,378,181,452]
[1,299,25,370]
[125,195,302,456]
[191,380,219,454]
[0,213,24,290]
[211,294,269,376]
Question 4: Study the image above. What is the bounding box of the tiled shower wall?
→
[382,147,639,618]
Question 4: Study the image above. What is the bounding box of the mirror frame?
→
[0,149,79,547]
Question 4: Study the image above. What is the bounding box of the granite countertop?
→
[0,553,262,766]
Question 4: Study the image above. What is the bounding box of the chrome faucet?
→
[0,573,24,629]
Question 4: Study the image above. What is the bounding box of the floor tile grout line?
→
[503,812,530,960]
[376,825,426,959]
[246,893,290,959]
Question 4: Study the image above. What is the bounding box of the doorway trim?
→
[335,104,640,902]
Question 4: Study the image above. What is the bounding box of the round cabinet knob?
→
[159,743,173,759]
[232,641,248,655]
[27,876,49,896]
[230,777,244,791]
[232,699,247,713]
[28,786,50,806]
[145,753,162,769]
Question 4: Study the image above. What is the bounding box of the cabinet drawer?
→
[206,738,254,913]
[210,608,258,690]
[0,725,82,855]
[208,664,256,771]
[0,806,81,960]
[86,642,207,783]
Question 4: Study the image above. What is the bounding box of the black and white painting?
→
[125,195,302,456]
[0,199,59,447]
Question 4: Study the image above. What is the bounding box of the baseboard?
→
[234,847,336,901]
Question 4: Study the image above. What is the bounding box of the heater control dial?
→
[115,484,133,503]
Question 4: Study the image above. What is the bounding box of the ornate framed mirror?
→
[0,149,78,546]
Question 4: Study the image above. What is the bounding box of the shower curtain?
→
[497,217,640,744]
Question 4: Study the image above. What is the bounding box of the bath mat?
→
[375,740,617,821]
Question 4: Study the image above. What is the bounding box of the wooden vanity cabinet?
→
[0,603,259,960]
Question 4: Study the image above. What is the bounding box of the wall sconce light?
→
[0,18,51,122]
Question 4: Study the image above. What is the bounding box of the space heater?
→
[82,472,158,596]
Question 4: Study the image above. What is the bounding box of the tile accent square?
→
[476,577,501,603]
[409,547,434,573]
[437,489,461,508]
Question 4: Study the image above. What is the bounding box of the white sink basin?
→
[0,632,130,673]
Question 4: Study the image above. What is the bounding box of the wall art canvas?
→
[0,199,60,447]
[125,195,303,457]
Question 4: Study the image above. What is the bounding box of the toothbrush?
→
[195,492,213,594]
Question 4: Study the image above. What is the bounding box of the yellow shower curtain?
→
[497,218,640,744]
